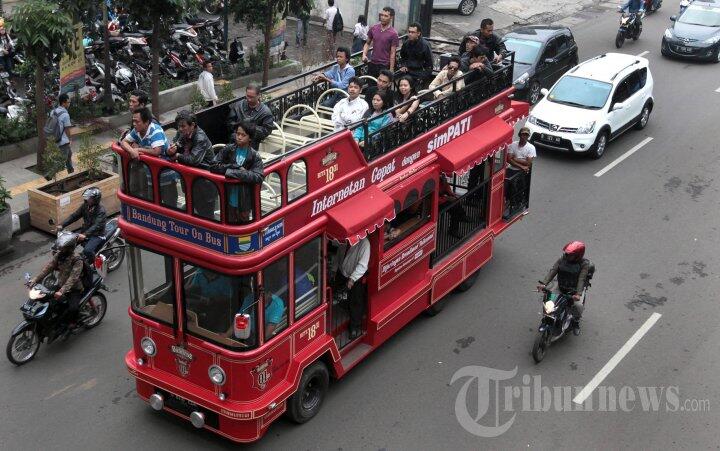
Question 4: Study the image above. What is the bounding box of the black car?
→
[661,1,720,62]
[501,26,579,104]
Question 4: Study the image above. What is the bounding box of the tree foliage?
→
[9,0,75,173]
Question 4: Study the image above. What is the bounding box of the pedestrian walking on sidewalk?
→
[352,15,368,54]
[54,93,74,174]
[198,61,218,108]
[324,0,339,60]
[296,5,310,47]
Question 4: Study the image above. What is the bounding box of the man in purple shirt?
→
[362,6,399,77]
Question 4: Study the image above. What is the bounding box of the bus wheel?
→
[454,270,480,293]
[425,298,447,316]
[287,361,329,424]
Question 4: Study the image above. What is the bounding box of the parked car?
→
[503,26,579,105]
[433,0,477,16]
[661,0,720,62]
[525,53,654,159]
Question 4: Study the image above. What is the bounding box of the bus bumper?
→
[125,350,285,443]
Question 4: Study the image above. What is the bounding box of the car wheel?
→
[458,0,476,16]
[634,103,651,130]
[528,81,542,105]
[714,47,720,64]
[589,130,608,160]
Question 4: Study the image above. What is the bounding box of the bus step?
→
[340,343,372,372]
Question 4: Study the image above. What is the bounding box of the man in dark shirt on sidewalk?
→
[398,22,434,88]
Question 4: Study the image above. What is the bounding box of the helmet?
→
[52,231,79,255]
[563,241,586,261]
[82,187,102,205]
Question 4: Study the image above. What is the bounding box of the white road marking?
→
[636,50,649,57]
[715,86,720,93]
[594,136,653,177]
[573,312,662,405]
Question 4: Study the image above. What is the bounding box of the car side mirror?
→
[670,15,677,21]
[540,88,549,96]
[612,102,625,111]
[233,313,252,340]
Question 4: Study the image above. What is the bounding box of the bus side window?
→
[493,148,505,173]
[159,168,186,211]
[262,256,289,340]
[287,160,307,203]
[384,191,433,250]
[261,172,282,216]
[294,237,322,320]
[128,245,175,325]
[127,160,153,202]
[192,177,220,222]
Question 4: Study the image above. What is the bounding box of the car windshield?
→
[679,6,720,26]
[503,38,543,64]
[547,75,612,109]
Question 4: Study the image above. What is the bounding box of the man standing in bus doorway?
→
[335,236,370,340]
[504,126,535,217]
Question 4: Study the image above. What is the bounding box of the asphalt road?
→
[2,3,720,449]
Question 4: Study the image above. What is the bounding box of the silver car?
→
[433,0,477,16]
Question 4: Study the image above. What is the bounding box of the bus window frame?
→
[261,171,283,217]
[383,191,435,251]
[292,236,323,321]
[125,159,154,203]
[191,176,222,223]
[286,159,308,204]
[128,243,177,328]
[158,167,187,213]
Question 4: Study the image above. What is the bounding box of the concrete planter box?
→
[0,208,12,254]
[27,170,120,234]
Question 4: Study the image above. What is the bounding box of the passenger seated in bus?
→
[211,121,265,223]
[352,91,394,147]
[167,111,214,167]
[227,83,276,149]
[232,290,287,340]
[331,77,369,131]
[428,56,464,99]
[185,267,235,331]
[463,46,494,86]
[459,35,480,69]
[364,69,394,101]
[312,46,355,108]
[394,76,420,123]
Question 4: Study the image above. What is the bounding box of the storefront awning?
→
[435,115,513,176]
[325,185,396,245]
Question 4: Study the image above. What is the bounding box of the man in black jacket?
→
[60,187,107,262]
[227,83,276,149]
[464,18,507,64]
[398,23,434,88]
[211,121,265,223]
[168,111,214,167]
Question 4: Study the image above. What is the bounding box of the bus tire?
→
[425,298,447,316]
[287,361,329,424]
[454,270,480,293]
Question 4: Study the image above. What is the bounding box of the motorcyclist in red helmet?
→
[537,241,590,335]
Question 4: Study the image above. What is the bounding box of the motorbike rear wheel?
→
[615,31,625,49]
[204,0,221,15]
[6,325,41,365]
[103,238,126,273]
[532,330,550,363]
[81,293,107,329]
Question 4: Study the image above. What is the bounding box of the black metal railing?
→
[356,58,514,162]
[504,169,531,220]
[432,178,491,264]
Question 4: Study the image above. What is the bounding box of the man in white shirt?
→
[198,61,218,108]
[331,77,368,131]
[507,127,536,174]
[504,126,536,218]
[336,236,371,339]
[324,0,339,60]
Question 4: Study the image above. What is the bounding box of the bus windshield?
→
[182,264,259,349]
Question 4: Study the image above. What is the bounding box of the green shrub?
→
[218,81,235,103]
[0,176,12,214]
[43,140,68,182]
[77,134,107,180]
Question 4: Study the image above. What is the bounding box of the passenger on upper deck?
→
[212,121,265,223]
[472,18,507,64]
[428,56,464,99]
[227,83,275,149]
[394,75,420,123]
[362,6,399,77]
[167,111,214,167]
[463,46,495,85]
[398,22,434,88]
[331,77,369,132]
[121,107,170,160]
[364,69,394,102]
[352,91,394,146]
[312,46,355,108]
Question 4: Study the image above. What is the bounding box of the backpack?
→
[43,108,64,143]
[332,9,344,34]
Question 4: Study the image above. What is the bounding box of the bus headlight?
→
[140,337,156,357]
[208,365,226,386]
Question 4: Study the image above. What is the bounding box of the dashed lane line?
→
[594,136,653,177]
[636,50,649,57]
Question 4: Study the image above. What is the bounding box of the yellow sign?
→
[60,23,86,94]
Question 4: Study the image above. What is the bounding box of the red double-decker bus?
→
[117,38,529,442]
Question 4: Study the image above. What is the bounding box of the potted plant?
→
[0,175,13,254]
[28,136,121,233]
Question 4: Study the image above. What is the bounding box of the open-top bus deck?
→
[116,37,530,442]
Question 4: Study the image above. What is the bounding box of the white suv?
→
[524,52,654,159]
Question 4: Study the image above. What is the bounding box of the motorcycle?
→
[531,265,594,363]
[615,10,643,49]
[203,0,224,15]
[51,217,126,274]
[6,257,109,365]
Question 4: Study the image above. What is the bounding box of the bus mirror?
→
[234,313,251,340]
